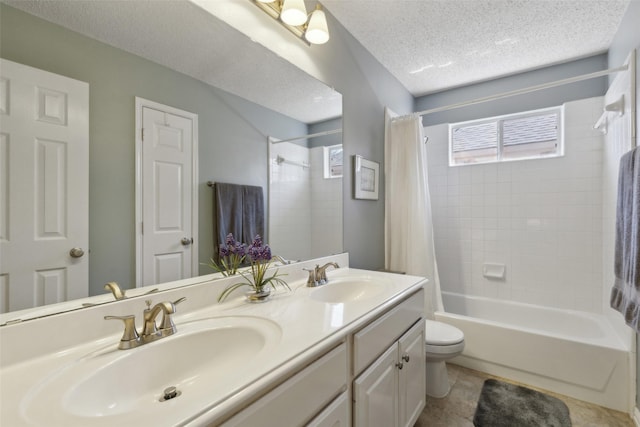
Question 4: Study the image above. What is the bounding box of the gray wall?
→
[1,4,310,295]
[294,9,416,270]
[607,0,640,412]
[415,54,608,126]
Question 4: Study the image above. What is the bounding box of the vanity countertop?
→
[0,255,426,426]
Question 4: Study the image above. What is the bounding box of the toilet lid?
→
[424,319,464,345]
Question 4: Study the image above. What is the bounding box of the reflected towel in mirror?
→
[213,182,264,260]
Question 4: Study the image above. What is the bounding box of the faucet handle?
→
[105,315,141,349]
[159,297,186,331]
[303,267,319,287]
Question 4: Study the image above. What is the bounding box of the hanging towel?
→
[213,183,244,260]
[213,182,265,260]
[241,185,264,245]
[610,146,640,332]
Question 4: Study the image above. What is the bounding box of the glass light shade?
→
[305,9,329,44]
[280,0,307,26]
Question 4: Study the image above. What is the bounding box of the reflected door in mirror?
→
[137,99,198,286]
[0,59,89,313]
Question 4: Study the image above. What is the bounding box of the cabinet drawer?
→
[353,289,423,375]
[222,342,347,427]
[306,391,349,427]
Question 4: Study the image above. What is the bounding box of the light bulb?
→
[280,0,307,26]
[305,8,329,44]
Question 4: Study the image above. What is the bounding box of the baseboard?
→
[634,406,640,427]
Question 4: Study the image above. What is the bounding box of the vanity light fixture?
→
[252,0,330,45]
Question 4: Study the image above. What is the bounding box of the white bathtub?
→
[435,291,633,413]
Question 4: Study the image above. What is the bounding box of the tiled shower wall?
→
[309,147,343,259]
[269,143,343,262]
[269,142,312,261]
[426,97,606,313]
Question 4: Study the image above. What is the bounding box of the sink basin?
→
[21,316,281,425]
[309,276,391,303]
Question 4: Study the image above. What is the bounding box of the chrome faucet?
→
[272,255,293,265]
[105,297,186,350]
[103,281,159,300]
[304,262,340,287]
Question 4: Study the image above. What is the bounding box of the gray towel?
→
[610,146,640,332]
[213,182,265,260]
[242,185,264,245]
[214,183,244,260]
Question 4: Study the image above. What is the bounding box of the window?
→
[449,106,563,166]
[324,144,343,178]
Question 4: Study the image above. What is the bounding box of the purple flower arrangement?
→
[206,233,247,277]
[217,234,289,302]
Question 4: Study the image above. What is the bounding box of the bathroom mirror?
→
[0,1,343,323]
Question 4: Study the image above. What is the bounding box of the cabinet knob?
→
[402,354,410,363]
[396,362,403,370]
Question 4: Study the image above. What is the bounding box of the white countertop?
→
[0,255,426,427]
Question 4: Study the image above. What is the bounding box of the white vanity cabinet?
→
[221,342,347,427]
[352,290,426,427]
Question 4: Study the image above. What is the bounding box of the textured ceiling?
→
[324,0,631,96]
[2,0,342,124]
[4,0,632,114]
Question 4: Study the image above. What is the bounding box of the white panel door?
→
[398,321,426,427]
[138,99,197,286]
[0,59,89,313]
[354,342,400,427]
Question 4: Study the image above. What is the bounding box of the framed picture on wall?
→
[353,155,379,200]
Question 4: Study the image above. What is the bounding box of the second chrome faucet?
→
[304,262,340,287]
[105,297,186,350]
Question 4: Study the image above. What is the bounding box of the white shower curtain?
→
[384,110,443,315]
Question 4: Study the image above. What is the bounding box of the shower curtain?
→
[384,110,443,315]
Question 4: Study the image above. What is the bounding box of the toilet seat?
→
[424,319,464,345]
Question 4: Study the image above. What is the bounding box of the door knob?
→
[402,354,410,363]
[181,237,193,246]
[69,247,85,258]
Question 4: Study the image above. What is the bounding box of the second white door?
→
[136,98,198,287]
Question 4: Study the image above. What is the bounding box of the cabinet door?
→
[398,320,426,427]
[353,342,399,427]
[306,392,349,427]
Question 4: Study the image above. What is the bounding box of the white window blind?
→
[450,106,562,166]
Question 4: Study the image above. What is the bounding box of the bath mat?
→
[473,379,571,427]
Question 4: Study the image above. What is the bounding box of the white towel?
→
[610,146,640,332]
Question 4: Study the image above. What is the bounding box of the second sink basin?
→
[310,276,391,303]
[21,316,282,425]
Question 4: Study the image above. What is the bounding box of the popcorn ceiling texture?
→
[6,0,631,114]
[324,0,631,96]
[3,0,341,124]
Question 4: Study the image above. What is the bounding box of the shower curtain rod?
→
[270,128,342,144]
[412,64,629,118]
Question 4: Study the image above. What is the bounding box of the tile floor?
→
[415,364,634,427]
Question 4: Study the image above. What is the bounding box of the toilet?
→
[424,319,465,398]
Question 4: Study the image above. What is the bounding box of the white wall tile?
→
[426,97,605,312]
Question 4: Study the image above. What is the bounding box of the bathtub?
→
[435,291,633,413]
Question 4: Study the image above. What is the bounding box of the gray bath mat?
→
[473,379,571,427]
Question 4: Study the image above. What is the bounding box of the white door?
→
[354,342,400,427]
[136,98,198,287]
[0,59,89,313]
[398,321,426,427]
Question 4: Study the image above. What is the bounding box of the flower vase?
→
[245,284,271,303]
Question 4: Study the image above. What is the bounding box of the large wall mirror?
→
[0,1,343,322]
